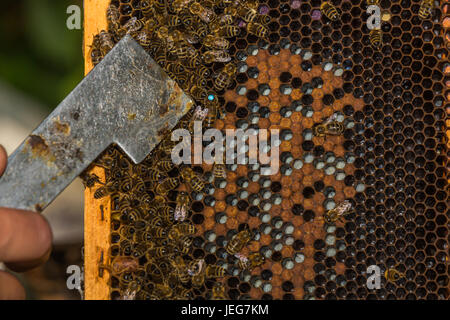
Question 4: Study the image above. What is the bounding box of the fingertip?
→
[0,272,26,300]
[0,145,6,176]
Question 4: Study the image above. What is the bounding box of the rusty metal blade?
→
[0,35,193,212]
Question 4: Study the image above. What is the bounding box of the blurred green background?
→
[0,0,83,110]
[0,0,85,300]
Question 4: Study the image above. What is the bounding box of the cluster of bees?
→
[91,0,270,109]
[321,0,436,49]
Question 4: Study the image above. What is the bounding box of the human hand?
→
[0,144,53,299]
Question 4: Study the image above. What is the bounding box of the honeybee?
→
[226,229,253,255]
[156,177,180,195]
[190,85,208,101]
[213,163,227,179]
[205,264,226,278]
[321,2,340,21]
[169,222,196,240]
[158,206,175,224]
[101,256,139,275]
[175,191,190,221]
[369,29,382,49]
[140,0,156,18]
[94,181,118,199]
[147,226,168,238]
[178,235,193,254]
[189,2,216,22]
[324,200,353,224]
[136,30,151,48]
[172,256,190,284]
[418,0,433,19]
[147,246,174,259]
[202,50,232,64]
[90,47,103,66]
[106,4,121,34]
[214,62,236,91]
[180,167,205,192]
[204,99,220,128]
[247,22,268,39]
[213,25,240,38]
[313,114,344,137]
[211,283,228,300]
[80,172,101,188]
[118,17,144,38]
[385,268,405,282]
[187,259,205,276]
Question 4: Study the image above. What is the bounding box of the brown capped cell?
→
[293,287,305,299]
[257,72,269,84]
[214,189,227,201]
[224,90,236,101]
[303,268,315,281]
[272,262,283,275]
[281,187,292,199]
[335,262,346,275]
[334,191,345,203]
[333,100,344,111]
[291,88,302,100]
[257,95,270,106]
[279,95,291,106]
[303,198,315,210]
[312,110,324,122]
[290,65,302,77]
[291,180,301,192]
[281,210,292,221]
[258,62,268,73]
[204,217,215,230]
[247,181,260,194]
[268,68,281,79]
[257,49,269,62]
[344,186,356,198]
[280,61,290,72]
[269,112,281,124]
[331,75,343,88]
[281,198,294,210]
[214,223,227,236]
[268,55,281,68]
[279,49,291,61]
[236,165,248,177]
[235,95,248,107]
[214,200,226,212]
[281,269,293,282]
[237,212,249,223]
[271,287,283,299]
[245,78,258,90]
[312,88,324,100]
[225,217,238,229]
[310,66,323,77]
[204,207,215,218]
[289,54,301,66]
[280,117,292,129]
[246,55,258,67]
[300,71,313,83]
[302,163,314,176]
[301,117,314,129]
[271,276,282,287]
[260,234,272,246]
[322,82,334,95]
[280,141,291,153]
[281,246,294,257]
[226,205,238,218]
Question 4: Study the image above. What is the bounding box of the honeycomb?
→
[86,0,449,300]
